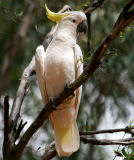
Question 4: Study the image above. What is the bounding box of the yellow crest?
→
[45,4,71,22]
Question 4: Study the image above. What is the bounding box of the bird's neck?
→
[54,22,77,45]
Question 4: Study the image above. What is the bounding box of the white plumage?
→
[35,11,87,157]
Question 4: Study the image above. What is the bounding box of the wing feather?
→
[74,44,83,119]
[35,45,48,105]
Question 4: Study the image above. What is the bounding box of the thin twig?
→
[3,96,11,160]
[80,127,134,135]
[81,136,134,146]
[112,133,126,160]
[42,149,57,160]
[87,13,91,52]
[83,0,106,14]
[3,96,10,142]
[42,142,57,160]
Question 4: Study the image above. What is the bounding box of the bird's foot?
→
[64,84,70,92]
[49,98,57,110]
[64,84,75,97]
[71,91,75,97]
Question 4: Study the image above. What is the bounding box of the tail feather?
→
[54,120,79,157]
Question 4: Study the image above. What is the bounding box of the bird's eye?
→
[73,19,76,23]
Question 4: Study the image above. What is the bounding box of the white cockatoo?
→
[35,4,87,157]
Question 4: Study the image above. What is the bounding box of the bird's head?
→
[45,4,88,34]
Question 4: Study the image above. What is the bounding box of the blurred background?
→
[0,0,134,159]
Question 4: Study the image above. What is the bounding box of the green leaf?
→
[122,148,128,158]
[14,10,23,18]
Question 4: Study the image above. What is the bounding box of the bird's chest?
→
[44,47,75,96]
[45,48,75,79]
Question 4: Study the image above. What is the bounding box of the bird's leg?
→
[49,99,66,111]
[49,84,76,111]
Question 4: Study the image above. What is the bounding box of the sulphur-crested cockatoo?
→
[35,4,87,157]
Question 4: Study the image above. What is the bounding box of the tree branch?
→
[87,13,91,52]
[83,0,106,14]
[3,96,10,141]
[10,56,35,121]
[11,1,134,159]
[42,137,134,160]
[0,0,40,97]
[42,142,57,160]
[41,126,134,160]
[3,96,11,160]
[42,149,57,160]
[80,127,134,135]
[8,56,35,146]
[81,136,134,146]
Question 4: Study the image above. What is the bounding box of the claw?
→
[64,84,69,92]
[64,84,75,97]
[52,104,57,110]
[49,98,57,110]
[72,92,75,97]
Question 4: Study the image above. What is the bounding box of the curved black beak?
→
[77,21,88,34]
